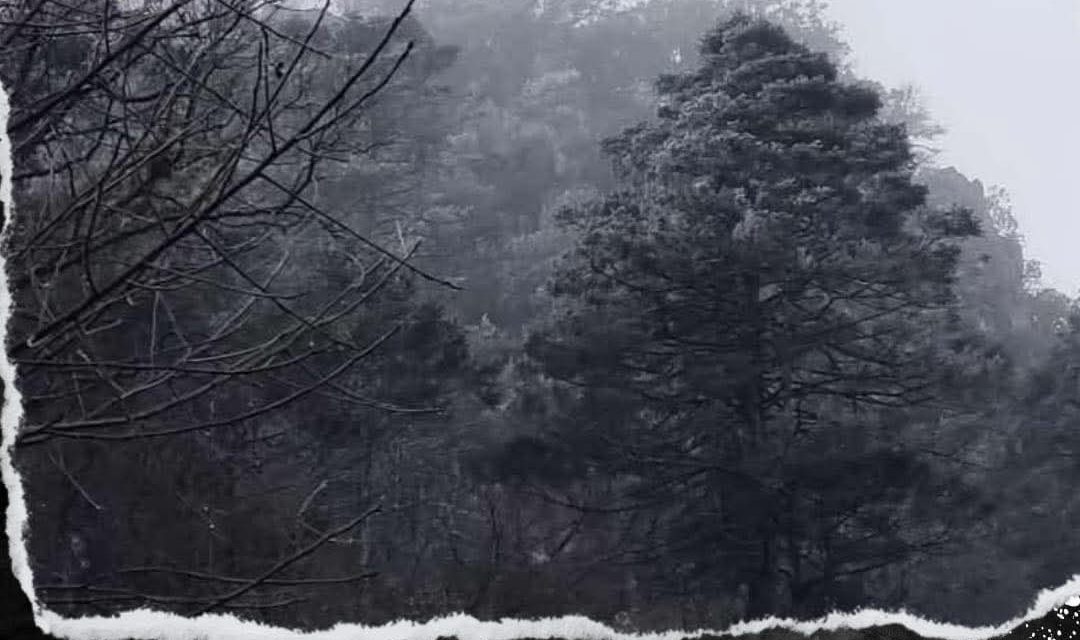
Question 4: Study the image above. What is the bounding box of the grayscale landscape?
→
[2,0,1079,635]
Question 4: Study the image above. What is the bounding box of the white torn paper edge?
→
[21,582,1080,640]
[1,43,1080,640]
[1,62,40,628]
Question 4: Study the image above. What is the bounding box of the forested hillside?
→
[2,0,1079,634]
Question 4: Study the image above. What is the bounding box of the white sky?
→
[825,0,1080,295]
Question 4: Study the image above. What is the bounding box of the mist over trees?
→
[2,0,1078,632]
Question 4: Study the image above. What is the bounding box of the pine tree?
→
[527,13,978,617]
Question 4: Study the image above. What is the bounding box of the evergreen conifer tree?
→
[527,13,979,616]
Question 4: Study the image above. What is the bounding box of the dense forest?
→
[2,0,1080,633]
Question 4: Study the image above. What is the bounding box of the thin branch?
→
[192,504,382,615]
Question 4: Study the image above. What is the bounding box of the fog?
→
[828,0,1080,294]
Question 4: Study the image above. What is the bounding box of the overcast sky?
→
[824,0,1080,294]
